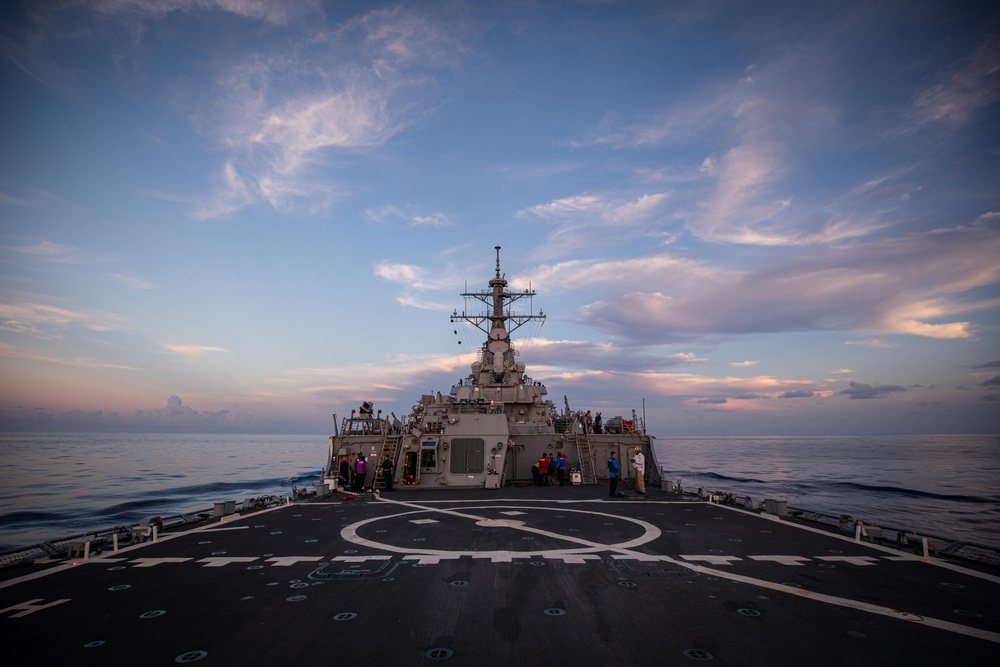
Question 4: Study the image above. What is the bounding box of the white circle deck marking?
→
[332,499,1000,645]
[480,518,525,528]
[341,503,661,558]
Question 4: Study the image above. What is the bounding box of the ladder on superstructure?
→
[574,434,598,485]
[372,434,402,491]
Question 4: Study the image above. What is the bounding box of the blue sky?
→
[1,1,998,435]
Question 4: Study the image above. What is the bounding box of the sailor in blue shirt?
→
[607,451,621,497]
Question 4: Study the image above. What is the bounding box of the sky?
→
[1,1,998,436]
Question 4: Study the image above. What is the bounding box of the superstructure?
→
[322,246,658,492]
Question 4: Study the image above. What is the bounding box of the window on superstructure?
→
[420,442,437,468]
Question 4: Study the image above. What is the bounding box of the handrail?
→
[0,495,288,569]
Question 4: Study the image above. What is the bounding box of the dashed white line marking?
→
[749,555,811,566]
[817,556,879,566]
[265,557,325,567]
[680,555,743,565]
[196,557,259,567]
[127,558,193,568]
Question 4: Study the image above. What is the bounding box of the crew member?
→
[607,451,621,497]
[632,447,646,495]
[353,454,368,492]
[381,456,394,492]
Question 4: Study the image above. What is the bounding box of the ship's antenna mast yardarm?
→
[450,246,545,379]
[451,245,545,339]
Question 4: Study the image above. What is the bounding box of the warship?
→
[0,247,997,665]
[319,246,658,496]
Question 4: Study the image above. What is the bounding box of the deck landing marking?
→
[266,556,324,567]
[128,558,193,567]
[343,499,1000,644]
[677,560,1000,644]
[749,555,811,566]
[196,557,259,567]
[680,555,742,565]
[714,501,1000,584]
[341,500,661,559]
[331,555,392,563]
[0,598,71,617]
[479,518,525,528]
[817,556,879,566]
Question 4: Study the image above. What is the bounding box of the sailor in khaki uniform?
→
[632,447,645,495]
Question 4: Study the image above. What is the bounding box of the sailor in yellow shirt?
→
[631,447,646,495]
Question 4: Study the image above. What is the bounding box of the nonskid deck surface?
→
[2,486,997,666]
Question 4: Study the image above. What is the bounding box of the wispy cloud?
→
[364,204,452,227]
[517,192,669,227]
[567,19,972,250]
[0,302,128,338]
[903,37,1000,132]
[89,0,320,26]
[694,142,793,245]
[161,343,231,357]
[106,272,157,290]
[186,7,468,219]
[842,339,897,349]
[7,240,87,263]
[0,1,323,99]
[395,294,452,311]
[290,351,477,404]
[4,3,470,220]
[516,253,711,295]
[192,161,260,221]
[374,261,463,291]
[0,191,29,205]
[516,192,671,258]
[555,222,999,343]
[576,78,742,149]
[0,341,142,370]
[248,84,402,172]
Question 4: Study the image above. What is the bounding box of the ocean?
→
[0,432,321,551]
[658,434,1000,549]
[0,432,998,552]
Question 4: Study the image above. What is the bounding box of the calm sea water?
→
[658,434,1000,549]
[0,433,322,550]
[0,432,997,551]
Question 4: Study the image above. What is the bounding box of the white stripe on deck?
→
[363,497,1000,645]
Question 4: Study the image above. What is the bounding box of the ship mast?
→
[451,246,545,340]
[451,246,546,382]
